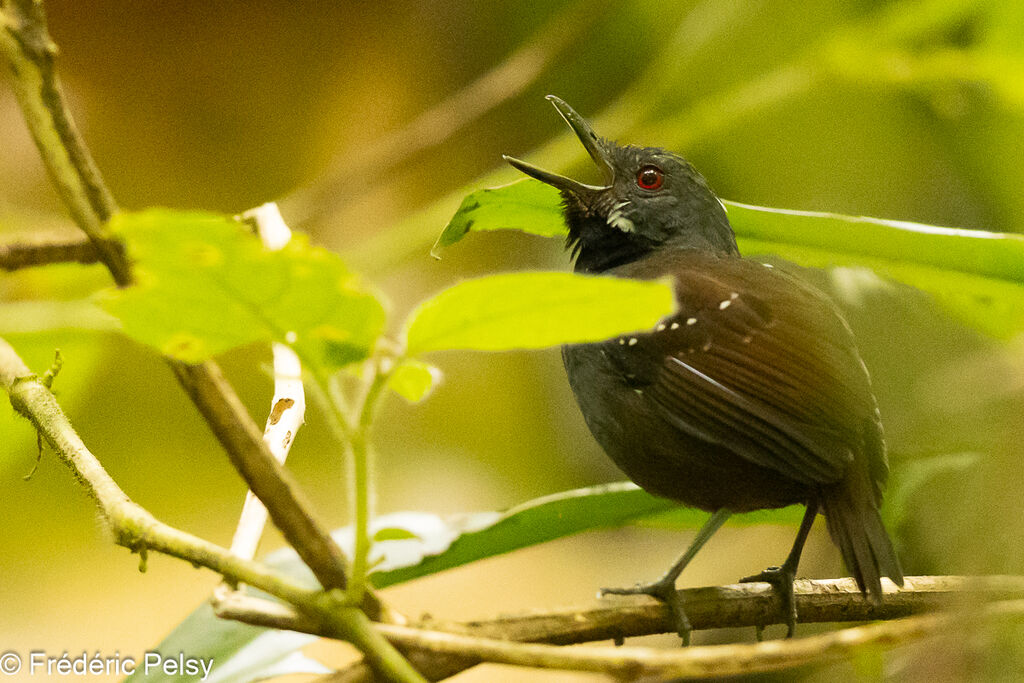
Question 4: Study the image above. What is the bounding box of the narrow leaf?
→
[404,271,676,354]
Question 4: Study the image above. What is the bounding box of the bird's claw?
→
[740,565,798,637]
[600,578,692,645]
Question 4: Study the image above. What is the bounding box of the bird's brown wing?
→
[607,250,886,490]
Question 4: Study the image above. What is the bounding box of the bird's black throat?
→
[562,188,740,274]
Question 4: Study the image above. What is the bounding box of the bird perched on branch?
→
[504,96,904,643]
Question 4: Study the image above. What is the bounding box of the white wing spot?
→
[686,317,697,325]
[730,292,739,300]
[719,299,732,310]
[763,263,774,268]
[656,323,666,331]
[628,337,638,346]
[618,338,626,345]
[702,341,712,352]
[670,322,680,330]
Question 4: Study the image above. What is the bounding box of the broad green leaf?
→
[386,358,441,403]
[434,179,1024,337]
[404,271,676,354]
[99,209,386,368]
[432,179,564,255]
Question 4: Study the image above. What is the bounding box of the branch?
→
[168,359,389,621]
[365,599,1024,681]
[0,337,326,608]
[0,0,129,285]
[0,336,426,683]
[0,232,109,270]
[217,576,1024,681]
[226,204,308,564]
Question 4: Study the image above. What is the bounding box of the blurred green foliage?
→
[3,0,1024,679]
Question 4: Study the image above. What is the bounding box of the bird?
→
[504,96,904,644]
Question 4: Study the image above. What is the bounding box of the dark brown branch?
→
[0,233,110,270]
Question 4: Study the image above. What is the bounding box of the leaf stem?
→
[346,360,392,603]
[307,353,396,606]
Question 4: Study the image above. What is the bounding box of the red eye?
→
[636,165,664,190]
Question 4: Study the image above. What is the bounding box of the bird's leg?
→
[740,498,820,638]
[600,508,731,645]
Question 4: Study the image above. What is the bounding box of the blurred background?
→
[2,0,1024,680]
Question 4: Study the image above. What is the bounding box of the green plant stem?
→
[346,364,391,603]
[307,356,395,606]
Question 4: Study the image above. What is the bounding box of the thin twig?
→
[0,337,323,608]
[0,0,129,285]
[0,233,109,270]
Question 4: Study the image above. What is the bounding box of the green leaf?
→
[100,209,386,368]
[432,179,565,256]
[640,504,804,529]
[370,482,677,587]
[435,178,1024,337]
[404,271,676,354]
[386,358,441,403]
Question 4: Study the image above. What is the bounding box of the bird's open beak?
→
[503,95,614,196]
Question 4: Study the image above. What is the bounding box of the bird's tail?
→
[821,477,904,602]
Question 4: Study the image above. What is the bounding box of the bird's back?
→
[563,249,889,512]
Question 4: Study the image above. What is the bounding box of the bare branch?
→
[168,359,392,622]
[0,336,324,607]
[0,0,129,285]
[0,336,426,683]
[364,599,1024,680]
[220,576,1024,682]
[0,232,111,270]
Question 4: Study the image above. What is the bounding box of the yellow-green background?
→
[2,1,1023,680]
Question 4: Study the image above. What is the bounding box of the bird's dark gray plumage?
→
[505,96,904,642]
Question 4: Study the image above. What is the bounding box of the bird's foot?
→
[600,578,692,645]
[740,564,798,638]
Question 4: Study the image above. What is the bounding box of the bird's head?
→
[505,96,738,273]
